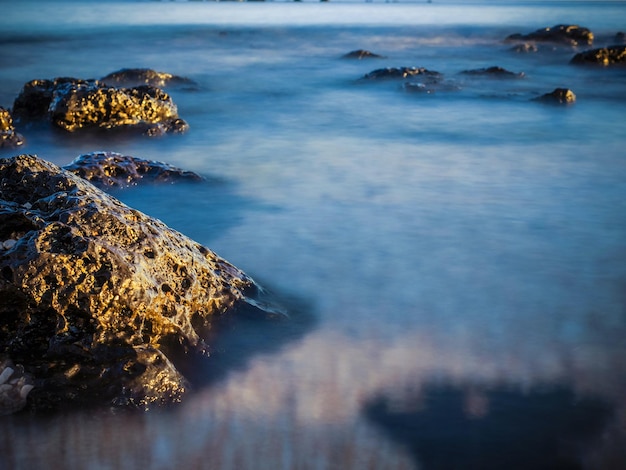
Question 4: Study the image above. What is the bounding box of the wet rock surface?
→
[570,45,626,66]
[505,24,594,47]
[342,49,385,59]
[63,152,204,189]
[534,88,576,104]
[100,68,197,89]
[0,107,25,149]
[12,77,188,136]
[361,67,442,80]
[0,155,283,412]
[459,66,525,78]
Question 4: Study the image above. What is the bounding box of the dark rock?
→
[0,155,282,412]
[12,78,188,136]
[533,88,576,104]
[505,24,594,47]
[62,152,204,189]
[342,49,385,60]
[460,66,525,78]
[0,107,25,149]
[362,67,442,80]
[570,45,626,66]
[100,68,197,89]
[0,357,34,415]
[614,32,626,44]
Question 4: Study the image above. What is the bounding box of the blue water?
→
[2,1,626,469]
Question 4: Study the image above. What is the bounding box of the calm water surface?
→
[1,1,626,469]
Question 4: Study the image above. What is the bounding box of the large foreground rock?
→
[0,155,278,412]
[12,78,188,136]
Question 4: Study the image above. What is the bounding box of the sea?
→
[1,1,626,469]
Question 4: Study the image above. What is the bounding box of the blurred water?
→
[1,1,626,469]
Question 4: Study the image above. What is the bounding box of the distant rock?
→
[0,155,283,412]
[570,45,626,66]
[533,88,576,104]
[505,24,594,47]
[614,32,626,44]
[342,49,385,60]
[362,67,442,80]
[63,151,204,189]
[460,66,525,78]
[510,43,539,53]
[12,78,188,136]
[100,68,197,89]
[0,107,25,149]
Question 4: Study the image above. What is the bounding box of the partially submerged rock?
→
[460,66,525,78]
[100,68,196,89]
[63,151,204,189]
[361,67,442,80]
[342,49,385,60]
[505,24,594,47]
[12,78,188,136]
[533,88,576,104]
[0,357,34,415]
[0,155,281,412]
[0,107,25,149]
[570,45,626,66]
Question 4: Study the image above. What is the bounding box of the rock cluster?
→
[0,155,279,412]
[12,77,188,136]
[62,151,204,189]
[505,24,594,47]
[570,45,626,66]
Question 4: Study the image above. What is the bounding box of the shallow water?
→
[2,1,626,469]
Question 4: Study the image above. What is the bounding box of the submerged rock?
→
[505,24,594,47]
[0,358,34,415]
[0,155,281,412]
[362,67,442,80]
[342,49,385,60]
[510,43,539,53]
[533,88,576,104]
[63,151,204,189]
[12,78,188,136]
[570,45,626,66]
[0,107,25,149]
[460,66,525,78]
[100,68,196,89]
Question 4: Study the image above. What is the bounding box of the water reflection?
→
[365,382,614,470]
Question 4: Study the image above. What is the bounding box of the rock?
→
[100,68,196,89]
[460,66,525,78]
[342,49,385,60]
[361,67,442,80]
[505,24,594,47]
[0,358,34,415]
[533,88,576,104]
[510,43,539,53]
[62,151,204,189]
[614,32,626,44]
[0,107,25,149]
[570,45,626,66]
[12,78,188,136]
[0,155,282,412]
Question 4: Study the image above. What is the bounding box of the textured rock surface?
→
[362,67,442,80]
[570,45,626,66]
[460,66,525,78]
[0,107,25,149]
[534,88,576,104]
[342,49,385,60]
[505,24,594,47]
[100,68,196,88]
[0,155,278,412]
[12,78,188,136]
[63,152,204,189]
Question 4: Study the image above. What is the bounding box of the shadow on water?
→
[364,382,615,470]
